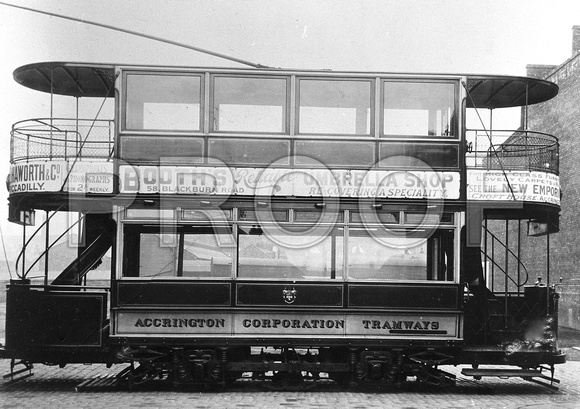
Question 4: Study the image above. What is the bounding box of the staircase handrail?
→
[482,226,529,288]
[17,213,86,279]
[14,204,66,278]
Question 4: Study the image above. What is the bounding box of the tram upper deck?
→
[7,62,560,221]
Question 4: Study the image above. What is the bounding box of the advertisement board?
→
[467,170,560,205]
[119,166,461,200]
[8,160,114,194]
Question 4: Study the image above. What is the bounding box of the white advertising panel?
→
[63,161,114,193]
[8,161,66,193]
[119,166,461,200]
[467,170,560,205]
[8,160,114,194]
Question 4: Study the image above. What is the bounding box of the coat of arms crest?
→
[283,287,297,304]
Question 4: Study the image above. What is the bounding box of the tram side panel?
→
[4,285,114,363]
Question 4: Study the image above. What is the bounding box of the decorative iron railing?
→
[10,118,114,163]
[466,129,559,175]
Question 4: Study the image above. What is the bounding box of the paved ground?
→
[1,360,579,409]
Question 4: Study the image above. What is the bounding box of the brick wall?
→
[522,40,580,329]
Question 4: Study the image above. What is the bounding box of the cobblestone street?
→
[1,360,580,408]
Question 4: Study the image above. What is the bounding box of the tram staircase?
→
[464,225,555,346]
[51,215,116,286]
[15,212,115,286]
[3,213,116,368]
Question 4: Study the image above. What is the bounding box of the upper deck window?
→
[125,73,202,131]
[298,79,372,135]
[212,76,287,133]
[382,81,456,137]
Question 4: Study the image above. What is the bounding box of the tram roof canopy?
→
[13,62,559,108]
[14,62,117,98]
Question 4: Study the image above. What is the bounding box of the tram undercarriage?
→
[108,341,562,390]
[112,344,458,389]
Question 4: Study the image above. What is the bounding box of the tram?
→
[1,62,565,389]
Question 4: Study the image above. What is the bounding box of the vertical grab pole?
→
[547,227,551,313]
[76,97,80,158]
[483,218,488,286]
[483,217,489,343]
[78,211,83,286]
[546,229,550,285]
[21,221,26,279]
[489,108,493,165]
[44,210,50,286]
[517,220,521,294]
[50,68,54,160]
[525,83,530,169]
[504,220,509,331]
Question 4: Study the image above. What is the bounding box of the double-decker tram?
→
[2,62,565,389]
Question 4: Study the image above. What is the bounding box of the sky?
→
[0,0,579,280]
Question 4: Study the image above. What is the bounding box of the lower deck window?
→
[347,228,453,281]
[124,226,234,278]
[237,227,344,279]
[123,223,454,281]
[139,233,178,277]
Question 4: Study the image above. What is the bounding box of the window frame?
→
[210,74,290,134]
[344,226,455,282]
[295,77,375,137]
[121,224,235,279]
[380,79,459,139]
[122,71,205,133]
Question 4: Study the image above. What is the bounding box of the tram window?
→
[294,141,375,168]
[293,209,344,224]
[298,79,372,135]
[181,209,232,222]
[237,227,344,279]
[404,212,454,225]
[125,74,202,131]
[181,229,234,278]
[382,82,455,137]
[346,228,453,281]
[138,233,178,278]
[238,209,289,223]
[212,77,287,133]
[123,227,234,278]
[350,211,400,225]
[126,208,175,220]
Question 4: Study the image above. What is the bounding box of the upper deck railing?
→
[10,119,559,176]
[466,129,559,175]
[10,118,114,163]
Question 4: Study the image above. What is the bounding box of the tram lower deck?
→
[2,203,565,389]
